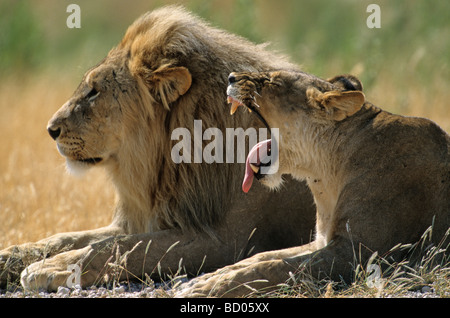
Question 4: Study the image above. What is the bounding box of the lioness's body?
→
[0,8,316,291]
[178,70,449,297]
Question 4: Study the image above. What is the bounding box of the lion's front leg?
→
[18,227,240,291]
[0,242,61,289]
[20,236,135,291]
[0,226,122,288]
[20,246,97,291]
[20,234,139,291]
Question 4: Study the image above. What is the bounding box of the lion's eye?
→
[86,87,100,102]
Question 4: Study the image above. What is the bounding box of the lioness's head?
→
[226,70,365,192]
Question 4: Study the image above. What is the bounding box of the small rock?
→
[114,286,125,294]
[421,286,432,293]
[57,286,70,295]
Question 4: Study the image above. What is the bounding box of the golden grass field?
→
[0,75,115,249]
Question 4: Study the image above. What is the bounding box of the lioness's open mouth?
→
[243,140,272,193]
[227,95,273,193]
[227,96,271,132]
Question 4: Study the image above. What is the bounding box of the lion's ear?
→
[142,64,192,110]
[307,87,365,121]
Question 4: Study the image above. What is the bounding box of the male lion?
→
[0,7,316,291]
[176,70,450,297]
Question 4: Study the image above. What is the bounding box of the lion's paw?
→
[20,247,93,291]
[20,260,70,291]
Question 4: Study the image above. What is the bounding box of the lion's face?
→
[47,56,134,175]
[48,41,193,177]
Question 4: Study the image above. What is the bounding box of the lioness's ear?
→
[307,87,365,121]
[141,64,192,110]
[327,74,363,91]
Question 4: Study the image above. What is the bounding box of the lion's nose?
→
[228,73,236,84]
[47,126,61,140]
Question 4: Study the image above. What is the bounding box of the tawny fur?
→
[176,70,450,297]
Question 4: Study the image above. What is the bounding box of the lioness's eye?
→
[87,87,100,102]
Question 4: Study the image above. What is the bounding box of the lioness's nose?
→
[228,73,236,84]
[47,126,61,140]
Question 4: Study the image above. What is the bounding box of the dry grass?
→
[253,227,450,298]
[364,68,450,132]
[0,74,114,249]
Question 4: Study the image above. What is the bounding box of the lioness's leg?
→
[175,237,355,297]
[0,226,122,288]
[19,228,257,291]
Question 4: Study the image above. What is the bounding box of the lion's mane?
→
[104,6,298,235]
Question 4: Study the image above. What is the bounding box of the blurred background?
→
[0,0,449,248]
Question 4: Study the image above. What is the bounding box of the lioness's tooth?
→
[250,163,260,174]
[230,101,240,115]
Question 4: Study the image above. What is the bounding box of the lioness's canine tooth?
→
[227,96,242,115]
[250,163,260,174]
[230,101,240,115]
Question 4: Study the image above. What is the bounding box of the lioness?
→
[176,70,450,297]
[0,7,316,291]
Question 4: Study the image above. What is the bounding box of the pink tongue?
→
[242,139,271,193]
